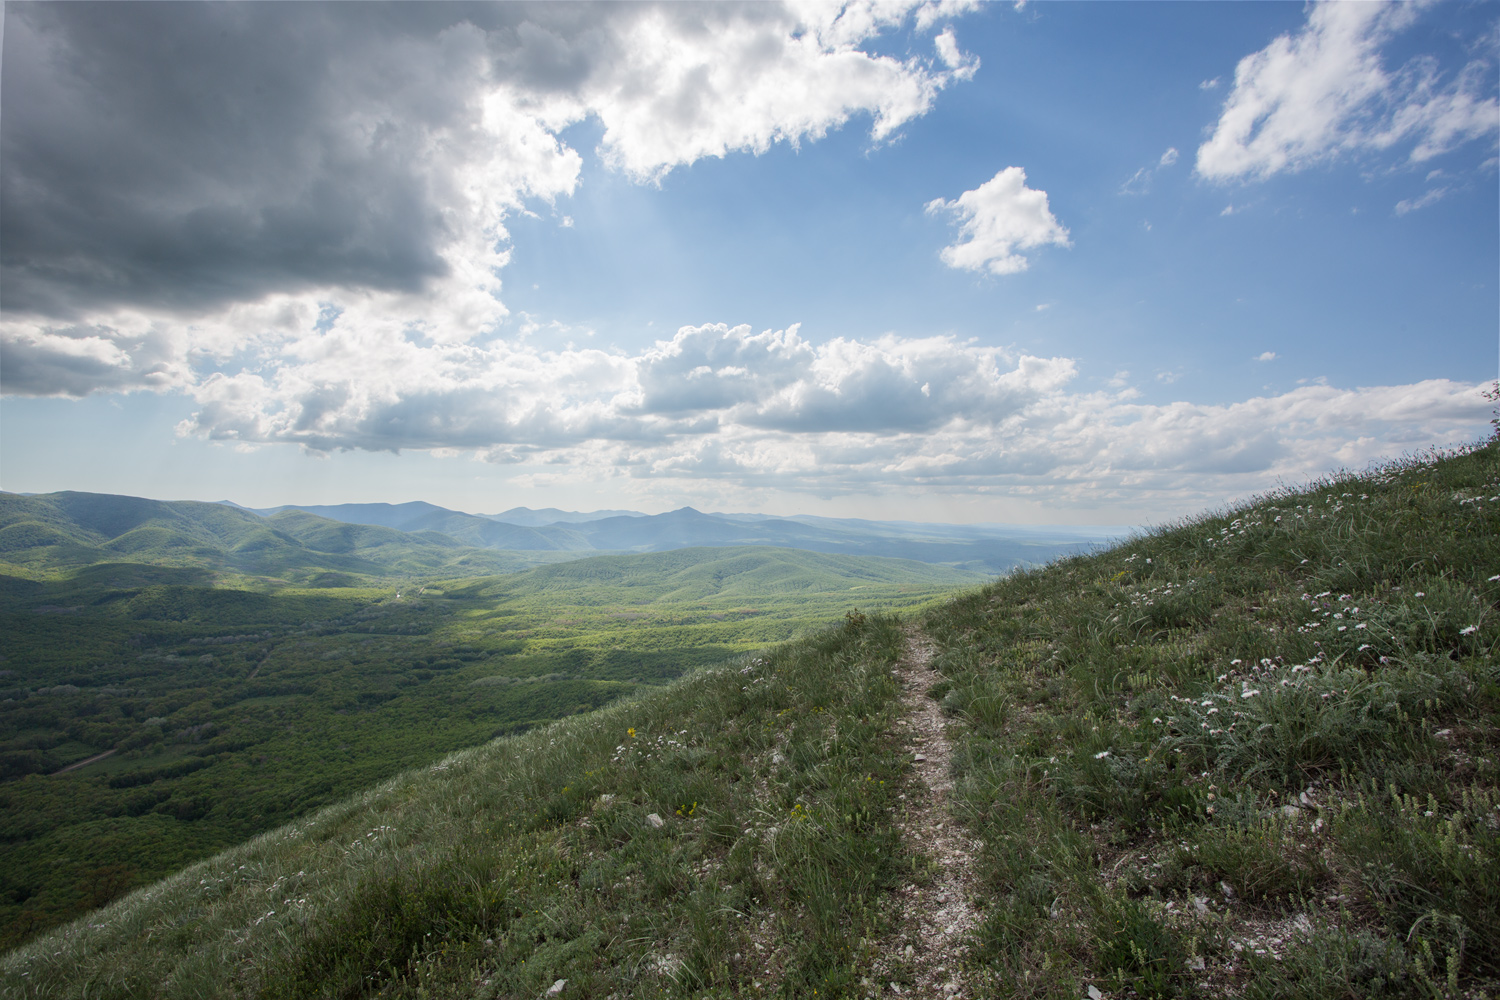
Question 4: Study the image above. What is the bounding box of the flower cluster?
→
[1295,591,1370,636]
[612,729,697,765]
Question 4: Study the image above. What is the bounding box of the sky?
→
[0,1,1496,526]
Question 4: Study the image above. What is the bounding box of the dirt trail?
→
[866,626,982,998]
[51,748,116,775]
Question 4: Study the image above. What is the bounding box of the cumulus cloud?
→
[1,2,975,329]
[1197,3,1499,181]
[926,167,1071,275]
[124,314,1485,507]
[7,293,1483,506]
[1255,351,1277,362]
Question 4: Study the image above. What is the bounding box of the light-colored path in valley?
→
[866,626,982,999]
[51,748,116,775]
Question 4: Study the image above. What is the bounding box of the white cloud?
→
[933,26,980,81]
[1197,3,1499,181]
[1200,77,1222,91]
[926,167,1071,275]
[1121,147,1181,194]
[1255,351,1277,362]
[581,4,978,183]
[1119,167,1153,196]
[1395,186,1449,215]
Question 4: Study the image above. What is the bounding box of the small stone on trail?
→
[913,753,927,762]
[645,813,665,828]
[1088,986,1104,1000]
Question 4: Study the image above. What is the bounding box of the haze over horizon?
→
[2,2,1494,526]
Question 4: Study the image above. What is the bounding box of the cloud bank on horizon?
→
[1,1,1494,517]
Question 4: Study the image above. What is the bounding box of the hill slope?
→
[4,442,1496,998]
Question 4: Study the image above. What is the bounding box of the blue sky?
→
[1,1,1495,525]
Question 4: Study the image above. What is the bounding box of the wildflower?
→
[1460,625,1479,635]
[1240,689,1260,699]
[627,728,636,739]
[1415,592,1425,598]
[1094,750,1111,759]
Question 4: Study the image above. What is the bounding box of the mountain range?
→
[226,499,1118,574]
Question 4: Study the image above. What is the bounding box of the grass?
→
[925,441,1499,998]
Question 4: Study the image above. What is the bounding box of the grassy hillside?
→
[921,442,1499,998]
[0,547,976,951]
[3,441,1495,998]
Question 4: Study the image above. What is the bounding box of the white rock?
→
[546,980,567,996]
[1088,986,1105,1000]
[645,813,665,829]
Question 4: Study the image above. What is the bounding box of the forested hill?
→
[6,442,1494,998]
[0,491,559,581]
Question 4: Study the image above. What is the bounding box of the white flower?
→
[1240,689,1260,699]
[1460,625,1479,636]
[1094,750,1111,759]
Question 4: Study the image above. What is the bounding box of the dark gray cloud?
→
[0,2,629,318]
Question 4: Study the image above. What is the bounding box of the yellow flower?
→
[627,728,636,739]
